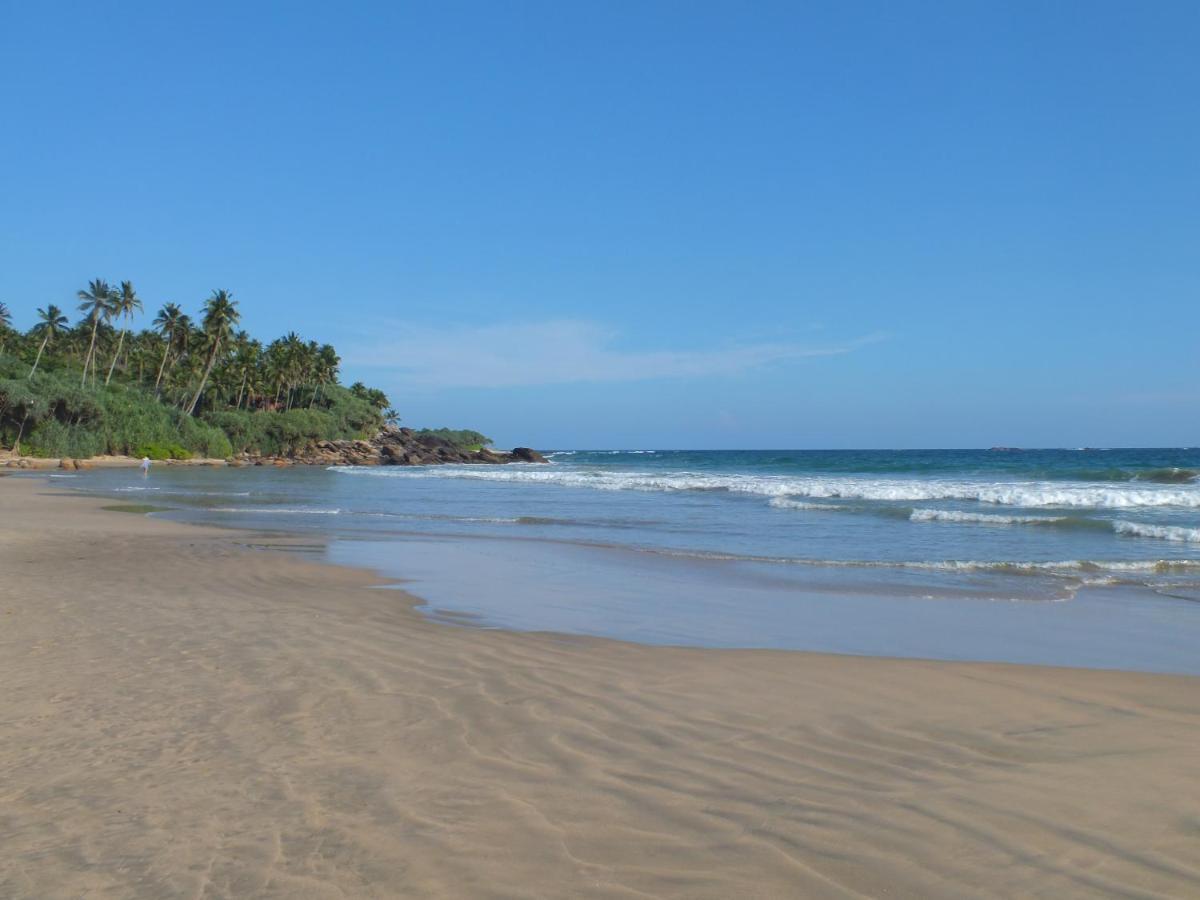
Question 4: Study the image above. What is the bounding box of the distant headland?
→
[0,282,542,467]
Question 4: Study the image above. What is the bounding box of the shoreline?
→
[1,452,231,470]
[3,475,1200,897]
[51,464,1200,675]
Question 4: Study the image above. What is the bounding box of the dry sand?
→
[1,475,1198,899]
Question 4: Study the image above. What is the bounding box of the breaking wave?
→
[329,466,1200,509]
[1049,467,1199,484]
[768,498,845,511]
[1113,521,1200,543]
[1130,467,1200,484]
[635,547,1200,576]
[209,506,342,515]
[909,508,1067,526]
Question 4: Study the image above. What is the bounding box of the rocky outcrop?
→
[1,430,548,470]
[236,427,549,468]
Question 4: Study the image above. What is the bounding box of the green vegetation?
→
[134,443,192,461]
[413,428,493,451]
[0,280,394,458]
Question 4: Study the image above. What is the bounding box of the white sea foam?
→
[768,498,844,511]
[909,508,1066,526]
[637,547,1200,575]
[209,507,342,515]
[1113,521,1200,543]
[851,558,1200,574]
[359,511,522,524]
[328,466,1200,509]
[156,489,253,497]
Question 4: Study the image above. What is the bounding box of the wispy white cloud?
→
[346,319,886,388]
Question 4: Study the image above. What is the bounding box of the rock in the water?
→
[511,447,549,463]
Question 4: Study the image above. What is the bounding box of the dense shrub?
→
[413,428,493,450]
[0,347,394,461]
[2,360,248,460]
[25,419,105,458]
[1,284,416,461]
[202,388,382,456]
[134,443,191,461]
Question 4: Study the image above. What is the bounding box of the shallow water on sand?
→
[66,448,1200,673]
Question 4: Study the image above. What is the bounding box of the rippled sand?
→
[2,475,1199,898]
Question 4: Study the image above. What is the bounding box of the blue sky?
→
[1,1,1196,448]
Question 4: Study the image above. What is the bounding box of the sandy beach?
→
[2,475,1199,899]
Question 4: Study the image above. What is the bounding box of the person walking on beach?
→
[140,456,151,476]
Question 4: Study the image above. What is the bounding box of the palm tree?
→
[77,279,116,386]
[164,315,198,407]
[310,343,340,407]
[28,305,69,378]
[264,340,287,408]
[242,339,265,408]
[188,289,240,414]
[104,281,143,385]
[151,302,185,395]
[0,301,12,354]
[130,330,158,383]
[284,332,306,409]
[228,332,261,409]
[266,332,304,409]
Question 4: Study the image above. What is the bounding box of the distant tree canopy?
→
[0,280,400,457]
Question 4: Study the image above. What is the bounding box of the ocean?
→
[63,448,1200,674]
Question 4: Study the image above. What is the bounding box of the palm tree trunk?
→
[236,370,248,409]
[12,410,29,454]
[81,317,100,387]
[105,326,127,385]
[154,336,172,396]
[28,335,49,379]
[89,335,100,387]
[188,340,221,415]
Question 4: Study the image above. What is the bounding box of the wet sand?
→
[2,475,1199,898]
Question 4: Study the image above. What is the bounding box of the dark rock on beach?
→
[240,426,550,468]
